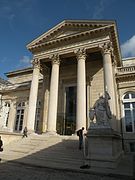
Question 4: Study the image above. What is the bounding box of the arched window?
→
[123,92,135,132]
[14,101,25,132]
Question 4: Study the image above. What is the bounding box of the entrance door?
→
[64,86,76,135]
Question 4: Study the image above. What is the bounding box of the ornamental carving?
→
[99,42,113,55]
[50,54,60,65]
[31,58,40,69]
[74,48,86,61]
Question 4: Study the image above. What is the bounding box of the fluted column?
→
[100,42,116,128]
[27,59,40,132]
[47,54,60,134]
[75,48,86,130]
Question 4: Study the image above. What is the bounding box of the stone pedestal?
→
[86,127,123,168]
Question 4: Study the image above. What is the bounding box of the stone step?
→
[1,134,84,170]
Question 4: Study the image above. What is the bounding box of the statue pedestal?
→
[86,127,123,168]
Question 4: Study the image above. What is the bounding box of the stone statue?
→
[89,91,112,128]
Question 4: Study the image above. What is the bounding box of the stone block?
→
[86,128,123,168]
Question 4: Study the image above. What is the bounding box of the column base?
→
[45,131,59,136]
[86,128,123,168]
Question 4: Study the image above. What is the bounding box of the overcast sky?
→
[0,0,135,78]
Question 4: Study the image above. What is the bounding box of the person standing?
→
[22,127,28,138]
[77,127,84,150]
[0,136,3,161]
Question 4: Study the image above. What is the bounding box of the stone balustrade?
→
[117,66,135,74]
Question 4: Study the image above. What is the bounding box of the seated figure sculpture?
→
[90,91,112,128]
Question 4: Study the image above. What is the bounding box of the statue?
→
[89,91,112,128]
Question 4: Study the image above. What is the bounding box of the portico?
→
[26,20,121,135]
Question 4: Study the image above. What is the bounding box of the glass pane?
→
[17,110,20,114]
[133,110,135,131]
[21,115,24,120]
[124,94,129,99]
[20,120,23,125]
[124,103,130,108]
[19,125,23,131]
[131,93,135,98]
[125,110,133,132]
[22,102,25,106]
[132,102,135,108]
[18,103,21,107]
[21,109,24,114]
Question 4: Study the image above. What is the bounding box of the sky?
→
[0,0,135,79]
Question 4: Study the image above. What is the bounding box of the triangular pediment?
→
[27,20,115,49]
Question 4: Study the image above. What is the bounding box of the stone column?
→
[40,67,50,133]
[7,100,16,132]
[47,54,60,134]
[27,59,40,132]
[100,42,116,129]
[75,48,86,130]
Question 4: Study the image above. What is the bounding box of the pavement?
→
[0,134,134,180]
[0,160,133,180]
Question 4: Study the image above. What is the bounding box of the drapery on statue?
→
[89,91,112,127]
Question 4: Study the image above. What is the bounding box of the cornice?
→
[5,67,33,77]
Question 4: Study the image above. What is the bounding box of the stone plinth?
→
[86,128,123,168]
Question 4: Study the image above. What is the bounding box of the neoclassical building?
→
[0,20,135,152]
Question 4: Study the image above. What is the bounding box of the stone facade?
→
[0,20,135,152]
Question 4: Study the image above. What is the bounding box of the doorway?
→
[64,86,76,135]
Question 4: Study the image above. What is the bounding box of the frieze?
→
[33,36,109,60]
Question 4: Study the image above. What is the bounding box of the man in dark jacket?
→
[77,127,84,150]
[0,136,3,161]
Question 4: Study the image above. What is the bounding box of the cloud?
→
[121,35,135,58]
[92,0,107,19]
[19,55,31,65]
[92,0,115,19]
[0,57,8,63]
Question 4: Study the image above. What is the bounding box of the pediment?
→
[27,20,115,49]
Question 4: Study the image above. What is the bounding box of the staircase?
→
[1,134,85,170]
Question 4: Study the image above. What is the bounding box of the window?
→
[3,102,10,127]
[14,102,25,132]
[123,92,135,132]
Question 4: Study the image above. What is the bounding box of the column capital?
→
[74,48,86,61]
[50,54,60,65]
[31,58,40,69]
[99,42,113,55]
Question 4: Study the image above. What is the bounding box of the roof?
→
[0,77,11,85]
[5,67,33,77]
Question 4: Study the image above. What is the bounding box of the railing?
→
[117,66,135,74]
